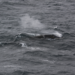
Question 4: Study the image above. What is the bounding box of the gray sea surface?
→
[0,0,75,75]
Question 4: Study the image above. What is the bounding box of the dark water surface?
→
[0,0,75,75]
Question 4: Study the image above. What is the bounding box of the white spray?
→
[20,14,46,32]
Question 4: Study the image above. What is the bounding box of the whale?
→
[0,31,62,47]
[15,31,62,40]
[34,31,62,39]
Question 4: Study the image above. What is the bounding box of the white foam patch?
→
[26,46,48,51]
[53,31,62,37]
[20,14,46,32]
[20,43,27,47]
[3,65,21,68]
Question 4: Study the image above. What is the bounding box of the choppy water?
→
[0,0,75,75]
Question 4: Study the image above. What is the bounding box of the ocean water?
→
[0,0,75,75]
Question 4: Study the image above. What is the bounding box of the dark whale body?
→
[15,33,61,39]
[35,34,60,39]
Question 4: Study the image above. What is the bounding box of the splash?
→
[20,14,46,32]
